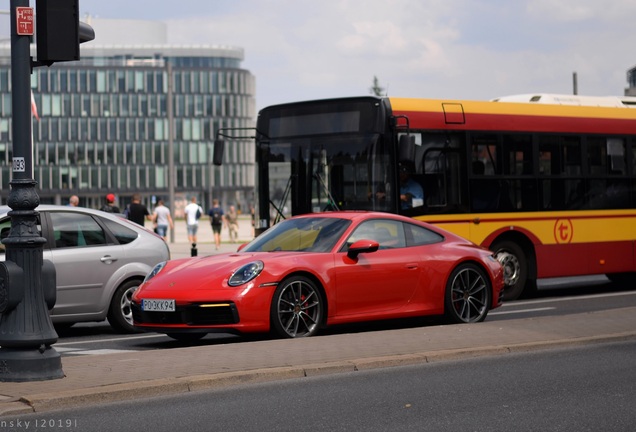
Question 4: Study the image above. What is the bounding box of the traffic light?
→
[36,0,95,64]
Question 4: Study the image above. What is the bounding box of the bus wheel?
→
[493,240,527,301]
[606,272,636,286]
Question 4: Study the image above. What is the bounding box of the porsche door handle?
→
[405,263,419,269]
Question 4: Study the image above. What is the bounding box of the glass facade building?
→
[0,21,255,217]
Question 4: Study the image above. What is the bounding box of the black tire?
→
[492,240,528,301]
[270,275,323,338]
[444,263,491,324]
[606,272,636,287]
[108,280,142,333]
[166,333,206,342]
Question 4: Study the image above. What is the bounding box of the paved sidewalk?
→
[1,216,636,416]
[159,215,257,259]
[1,305,635,416]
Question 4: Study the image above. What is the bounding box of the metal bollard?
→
[191,243,197,257]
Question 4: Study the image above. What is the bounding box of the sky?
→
[4,0,636,111]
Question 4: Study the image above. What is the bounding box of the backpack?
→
[100,204,114,213]
[211,209,223,226]
[196,207,202,219]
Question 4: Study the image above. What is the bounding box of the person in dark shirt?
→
[126,194,151,226]
[100,193,121,213]
[208,199,224,250]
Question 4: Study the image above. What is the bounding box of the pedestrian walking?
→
[125,194,151,226]
[208,199,224,250]
[184,196,204,247]
[99,193,120,213]
[152,199,174,240]
[225,205,239,243]
[68,195,79,207]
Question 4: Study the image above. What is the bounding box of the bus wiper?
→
[314,170,340,211]
[272,175,292,224]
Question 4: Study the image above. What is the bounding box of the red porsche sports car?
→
[132,212,504,340]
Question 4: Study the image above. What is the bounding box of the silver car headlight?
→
[228,261,264,287]
[144,261,167,282]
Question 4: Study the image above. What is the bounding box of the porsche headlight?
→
[228,261,264,287]
[144,261,167,282]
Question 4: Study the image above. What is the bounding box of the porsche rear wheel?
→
[271,275,323,338]
[444,263,491,324]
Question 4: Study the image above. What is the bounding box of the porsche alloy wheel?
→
[444,263,491,324]
[271,275,323,338]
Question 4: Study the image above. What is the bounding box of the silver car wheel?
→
[108,280,141,333]
[272,276,322,338]
[120,285,137,326]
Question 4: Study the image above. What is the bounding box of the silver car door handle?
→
[100,255,118,264]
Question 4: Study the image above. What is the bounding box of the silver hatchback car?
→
[0,205,170,333]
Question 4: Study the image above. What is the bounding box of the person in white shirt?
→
[152,199,174,241]
[184,196,204,247]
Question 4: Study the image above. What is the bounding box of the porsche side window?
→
[405,223,444,246]
[346,220,405,250]
[50,212,107,249]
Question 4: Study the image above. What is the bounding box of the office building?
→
[0,18,256,216]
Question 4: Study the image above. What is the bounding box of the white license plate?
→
[142,299,176,312]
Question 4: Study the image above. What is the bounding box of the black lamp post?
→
[0,0,94,382]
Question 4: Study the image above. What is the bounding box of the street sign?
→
[16,6,34,36]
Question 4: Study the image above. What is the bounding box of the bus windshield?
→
[260,133,394,225]
[255,97,394,229]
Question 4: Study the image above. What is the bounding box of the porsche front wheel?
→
[270,275,323,338]
[444,263,491,324]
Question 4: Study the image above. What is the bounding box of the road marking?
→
[490,307,555,316]
[56,347,140,356]
[503,290,636,307]
[56,333,166,347]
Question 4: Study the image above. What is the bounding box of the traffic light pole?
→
[0,0,63,382]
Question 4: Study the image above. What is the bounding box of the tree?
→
[369,76,385,97]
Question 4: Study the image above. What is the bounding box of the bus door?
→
[405,132,467,215]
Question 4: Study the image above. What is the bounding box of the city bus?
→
[249,95,636,300]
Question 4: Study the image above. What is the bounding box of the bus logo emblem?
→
[554,219,573,244]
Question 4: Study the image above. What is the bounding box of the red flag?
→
[31,91,39,121]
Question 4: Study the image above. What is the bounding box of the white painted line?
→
[503,290,636,307]
[56,333,166,347]
[63,349,139,356]
[490,307,555,316]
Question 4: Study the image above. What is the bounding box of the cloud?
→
[68,0,636,108]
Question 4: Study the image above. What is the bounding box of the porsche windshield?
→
[243,217,351,253]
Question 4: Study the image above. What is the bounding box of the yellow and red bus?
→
[251,95,636,300]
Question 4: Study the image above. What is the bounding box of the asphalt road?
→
[53,276,636,356]
[5,339,635,431]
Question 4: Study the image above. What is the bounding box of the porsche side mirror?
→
[347,239,379,259]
